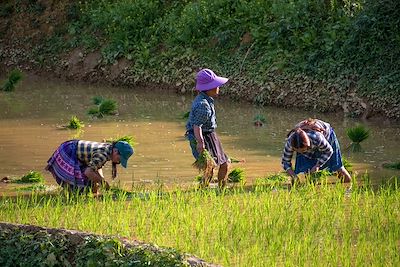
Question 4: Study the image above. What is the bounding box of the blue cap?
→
[114,141,134,168]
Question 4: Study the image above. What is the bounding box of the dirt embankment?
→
[1,0,399,120]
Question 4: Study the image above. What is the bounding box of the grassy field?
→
[1,182,399,266]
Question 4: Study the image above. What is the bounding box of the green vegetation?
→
[253,114,266,126]
[181,111,190,120]
[66,115,84,129]
[2,0,397,117]
[88,96,118,117]
[228,167,245,183]
[0,226,189,267]
[383,162,400,170]
[346,124,370,152]
[15,171,44,184]
[105,135,136,147]
[192,150,216,187]
[1,69,23,92]
[1,183,399,266]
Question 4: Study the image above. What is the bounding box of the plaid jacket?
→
[76,140,112,171]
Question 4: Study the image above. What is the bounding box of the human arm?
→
[193,125,205,154]
[84,168,110,190]
[281,141,298,184]
[310,133,333,172]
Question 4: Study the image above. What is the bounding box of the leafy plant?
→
[346,124,370,152]
[228,167,245,183]
[1,69,23,92]
[15,171,44,184]
[92,96,104,105]
[66,115,84,129]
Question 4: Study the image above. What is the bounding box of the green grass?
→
[1,182,399,266]
[228,167,245,183]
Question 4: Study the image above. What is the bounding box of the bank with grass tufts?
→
[0,0,399,119]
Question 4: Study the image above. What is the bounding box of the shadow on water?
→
[0,76,399,196]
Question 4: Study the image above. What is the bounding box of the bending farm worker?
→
[46,140,134,194]
[281,118,352,185]
[186,68,230,188]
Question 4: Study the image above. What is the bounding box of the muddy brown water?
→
[0,76,399,194]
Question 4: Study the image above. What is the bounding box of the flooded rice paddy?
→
[0,75,399,193]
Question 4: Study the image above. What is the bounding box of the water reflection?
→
[0,76,399,192]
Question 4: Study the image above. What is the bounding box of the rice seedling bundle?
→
[346,124,370,152]
[228,167,245,183]
[105,135,136,147]
[17,171,44,183]
[67,116,84,129]
[382,162,400,170]
[192,150,216,186]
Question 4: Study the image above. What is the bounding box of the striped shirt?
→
[76,140,113,171]
[186,92,216,133]
[281,131,333,171]
[294,119,332,139]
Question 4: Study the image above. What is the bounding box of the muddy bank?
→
[0,222,220,267]
[0,0,398,120]
[2,44,399,121]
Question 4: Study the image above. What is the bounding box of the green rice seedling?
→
[87,106,100,115]
[253,114,266,126]
[254,172,288,190]
[99,99,118,116]
[87,97,117,117]
[66,115,84,129]
[346,124,370,152]
[15,170,44,183]
[105,135,136,147]
[1,69,23,92]
[228,167,245,183]
[192,150,216,187]
[342,157,353,172]
[17,184,48,191]
[305,169,332,184]
[194,174,203,182]
[92,96,104,105]
[382,162,400,170]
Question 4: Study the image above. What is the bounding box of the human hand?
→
[310,164,320,173]
[196,140,205,154]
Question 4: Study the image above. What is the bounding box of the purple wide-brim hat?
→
[196,69,229,91]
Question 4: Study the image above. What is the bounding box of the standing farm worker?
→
[46,140,134,194]
[282,118,352,185]
[186,69,230,188]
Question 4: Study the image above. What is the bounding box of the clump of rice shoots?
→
[99,99,118,116]
[192,150,216,187]
[253,114,266,127]
[255,172,288,189]
[105,135,136,147]
[16,171,44,184]
[67,115,84,129]
[382,162,400,170]
[228,167,246,183]
[88,96,118,117]
[2,69,23,92]
[306,169,332,183]
[346,124,369,152]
